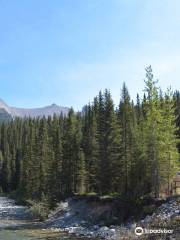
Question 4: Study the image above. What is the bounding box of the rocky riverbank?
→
[46,195,180,240]
[0,196,95,240]
[45,196,120,239]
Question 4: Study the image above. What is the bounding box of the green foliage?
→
[0,66,179,209]
[143,66,179,197]
[27,198,50,221]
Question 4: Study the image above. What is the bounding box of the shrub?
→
[27,199,50,221]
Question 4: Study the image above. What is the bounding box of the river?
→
[0,197,90,240]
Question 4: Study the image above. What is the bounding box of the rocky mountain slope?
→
[0,98,69,120]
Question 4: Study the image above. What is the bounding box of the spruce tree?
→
[159,89,179,195]
[118,83,135,196]
[82,104,99,193]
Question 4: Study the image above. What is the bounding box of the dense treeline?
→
[0,66,179,206]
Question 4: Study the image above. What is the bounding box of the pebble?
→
[47,197,179,240]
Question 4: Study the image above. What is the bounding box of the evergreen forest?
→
[0,66,179,207]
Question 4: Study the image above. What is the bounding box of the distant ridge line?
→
[0,98,69,119]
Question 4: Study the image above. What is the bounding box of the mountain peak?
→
[0,98,69,119]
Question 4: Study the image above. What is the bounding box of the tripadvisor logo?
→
[135,226,173,236]
[135,227,144,236]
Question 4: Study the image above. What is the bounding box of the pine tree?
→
[1,142,11,192]
[82,104,99,193]
[96,91,106,194]
[62,108,77,196]
[50,115,63,202]
[37,118,54,201]
[143,66,179,197]
[143,65,162,197]
[103,89,122,194]
[74,113,86,194]
[158,89,179,195]
[118,83,135,196]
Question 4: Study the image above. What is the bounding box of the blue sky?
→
[0,0,180,110]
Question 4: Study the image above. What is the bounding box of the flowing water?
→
[0,197,88,240]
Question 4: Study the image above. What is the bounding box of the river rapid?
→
[0,197,90,240]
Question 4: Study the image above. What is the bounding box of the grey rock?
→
[0,98,69,120]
